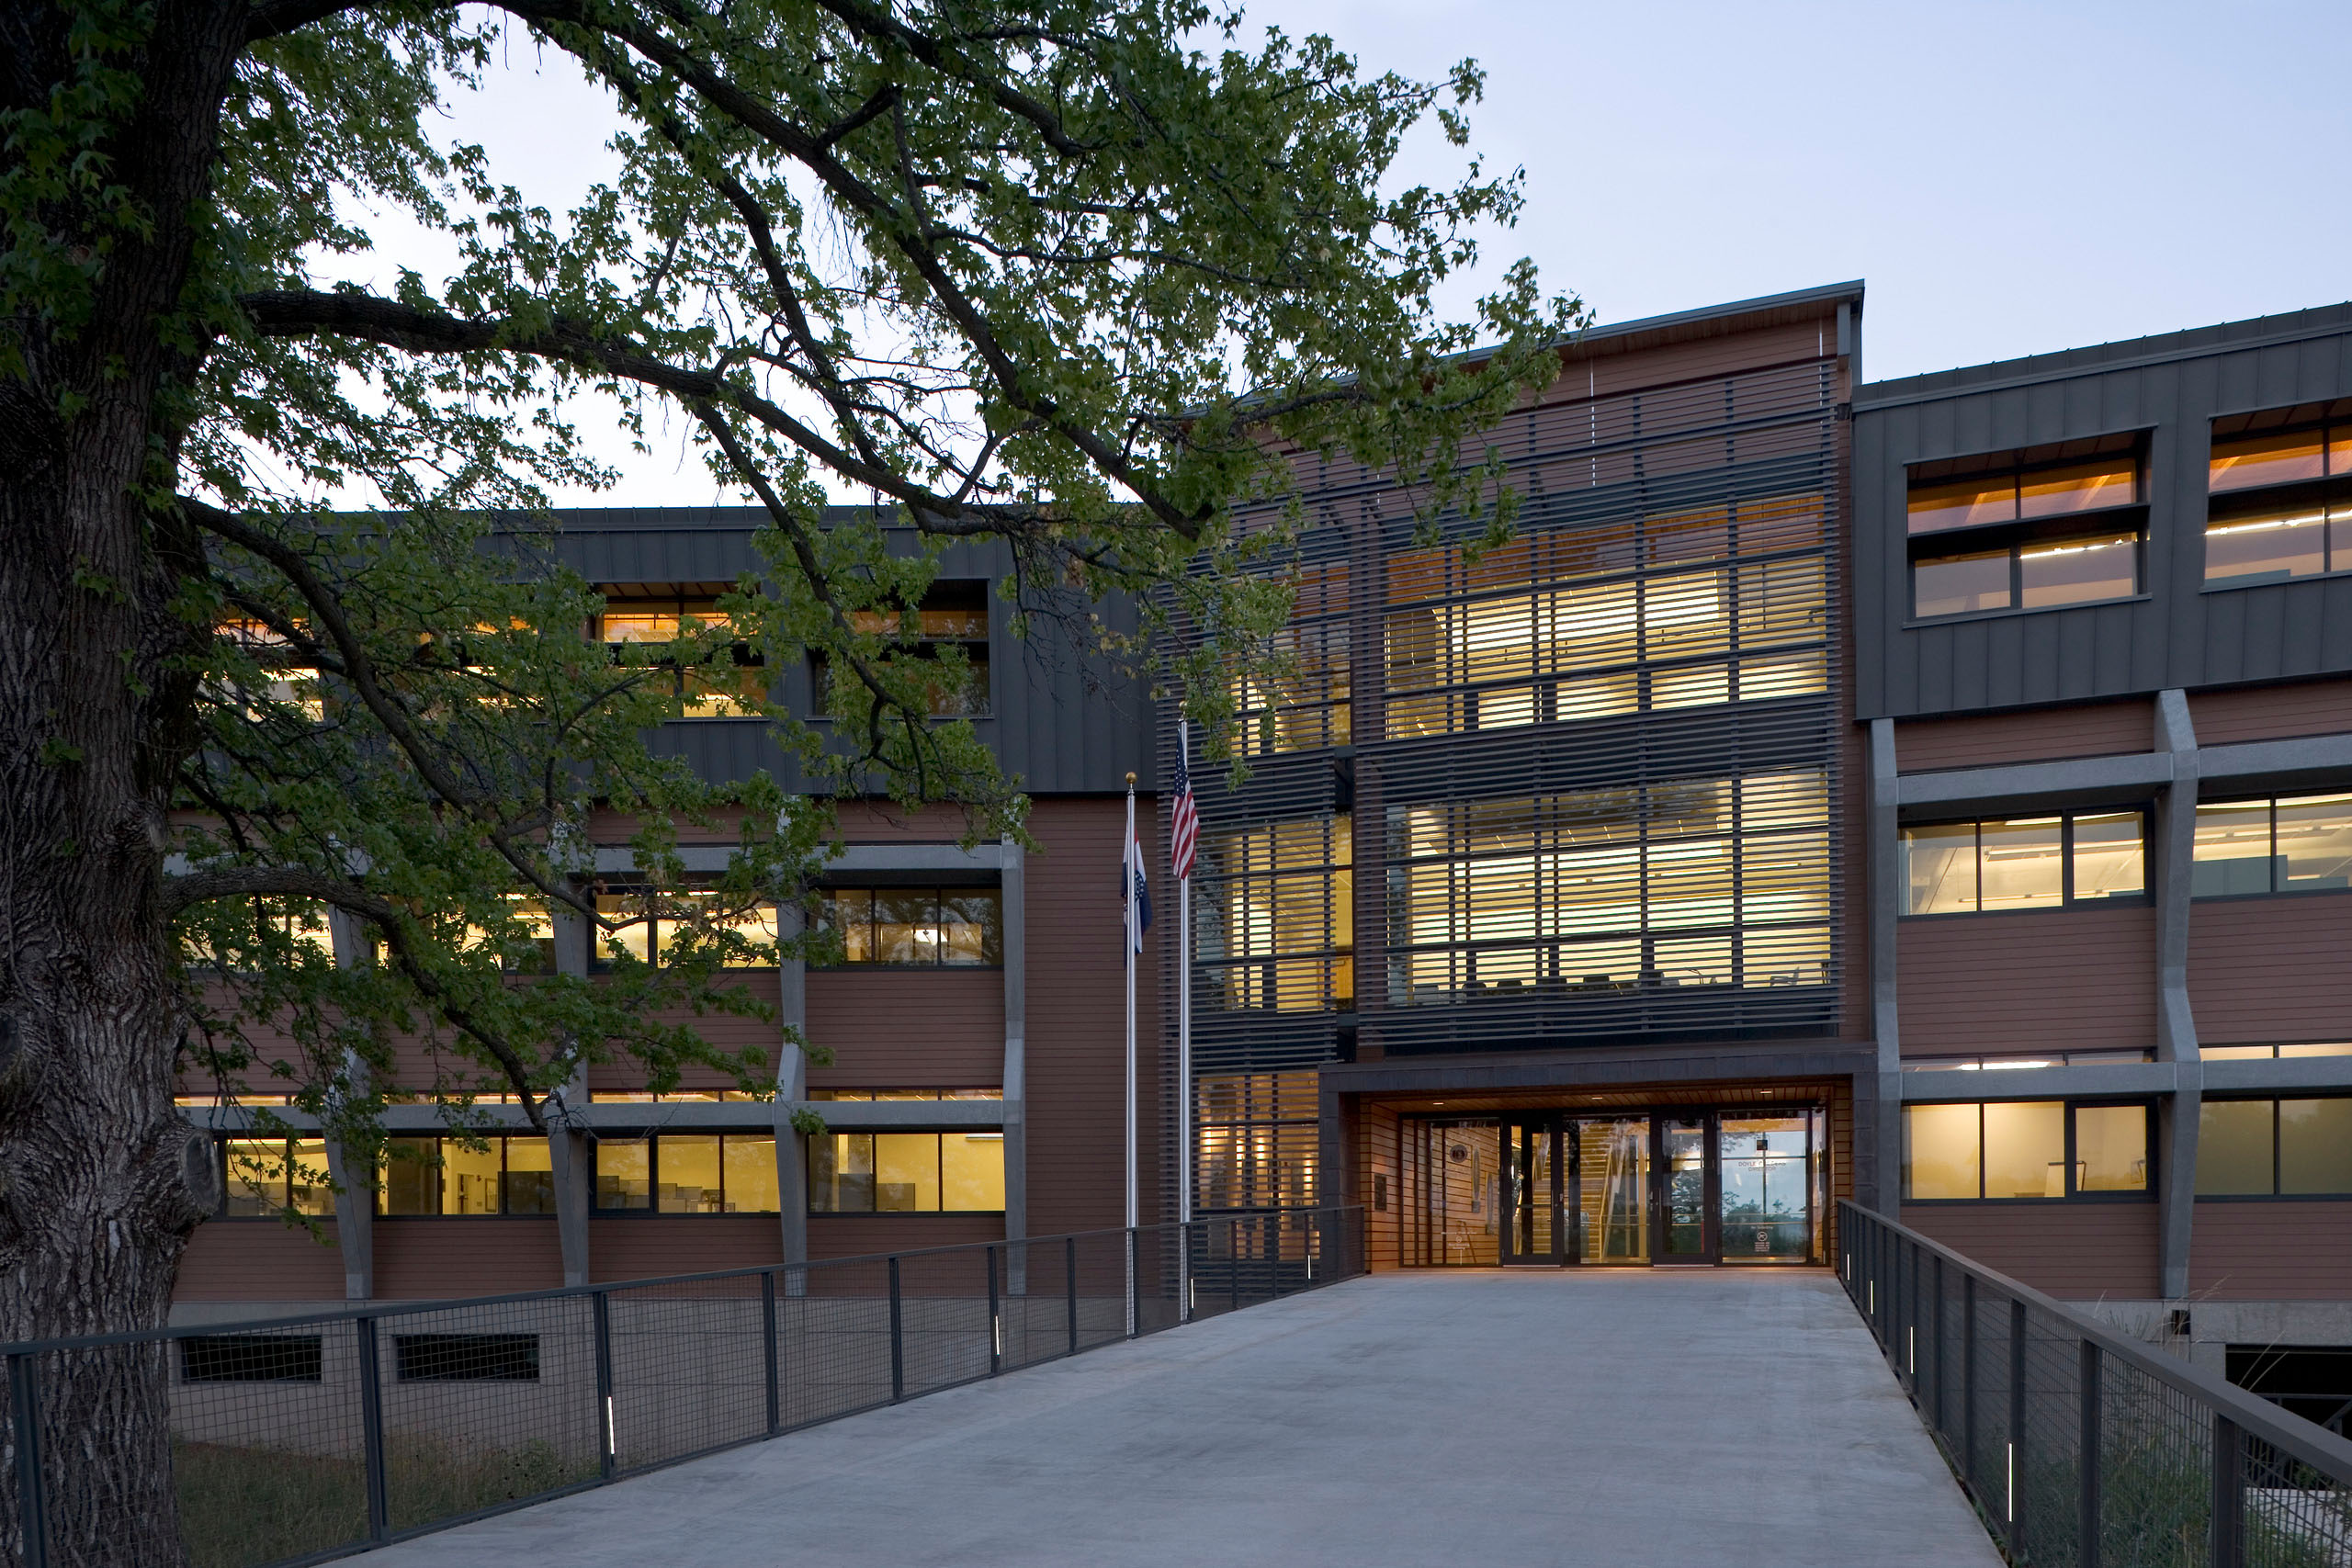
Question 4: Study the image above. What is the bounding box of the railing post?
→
[762,1270,781,1436]
[354,1316,390,1542]
[2211,1413,2245,1568]
[986,1245,1001,1376]
[2078,1338,2102,1568]
[888,1255,905,1402]
[592,1290,616,1481]
[2008,1297,2029,1555]
[8,1352,49,1568]
[1267,1213,1283,1297]
[1064,1235,1078,1357]
[1962,1274,1978,1491]
[1125,1228,1138,1340]
[1930,1252,1945,1434]
[1229,1218,1240,1314]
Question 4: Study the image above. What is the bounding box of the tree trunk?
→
[0,0,248,1561]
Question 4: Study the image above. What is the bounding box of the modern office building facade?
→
[175,286,2352,1402]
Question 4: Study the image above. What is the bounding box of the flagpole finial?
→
[1125,772,1136,787]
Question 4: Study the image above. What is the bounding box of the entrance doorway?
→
[1404,1108,1826,1267]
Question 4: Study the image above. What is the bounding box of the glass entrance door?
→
[1571,1118,1650,1264]
[1719,1114,1817,1263]
[1660,1116,1715,1261]
[1502,1119,1561,1264]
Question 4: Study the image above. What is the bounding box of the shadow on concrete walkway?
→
[359,1269,2000,1568]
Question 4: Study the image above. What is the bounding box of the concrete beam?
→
[2152,690,2202,1302]
[591,842,1008,876]
[1865,718,1903,1213]
[324,907,375,1301]
[551,903,595,1288]
[772,898,809,1277]
[1894,750,2174,817]
[999,837,1028,1259]
[1898,1063,2185,1102]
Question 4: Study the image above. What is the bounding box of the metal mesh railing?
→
[1,1206,1363,1568]
[1840,1201,2352,1566]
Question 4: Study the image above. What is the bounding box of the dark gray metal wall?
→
[1852,302,2352,718]
[513,505,1152,794]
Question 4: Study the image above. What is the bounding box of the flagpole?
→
[1124,772,1138,1338]
[1176,722,1193,1321]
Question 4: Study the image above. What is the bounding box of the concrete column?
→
[1862,717,1904,1214]
[1000,836,1028,1258]
[549,903,594,1288]
[2153,689,2203,1301]
[323,907,375,1301]
[771,897,809,1279]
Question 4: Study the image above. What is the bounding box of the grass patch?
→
[174,1430,600,1567]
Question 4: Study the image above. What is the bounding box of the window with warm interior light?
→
[2192,792,2352,897]
[814,886,1001,966]
[1386,772,1831,1007]
[1232,561,1350,755]
[218,1136,338,1218]
[1906,440,2144,618]
[1193,816,1351,1013]
[1382,494,1828,739]
[590,1134,781,1213]
[1194,1073,1319,1211]
[806,1131,1005,1213]
[1900,810,2146,915]
[377,1135,560,1216]
[2203,404,2352,588]
[597,592,767,717]
[1901,1101,2150,1200]
[587,887,778,970]
[810,579,989,717]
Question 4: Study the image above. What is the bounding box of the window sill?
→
[2191,1192,2352,1202]
[808,1210,1007,1218]
[2190,885,2352,906]
[1899,1195,2156,1206]
[1904,593,2150,630]
[1898,898,2152,921]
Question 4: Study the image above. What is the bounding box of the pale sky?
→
[390,0,2352,506]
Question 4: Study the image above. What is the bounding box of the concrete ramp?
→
[360,1269,2000,1567]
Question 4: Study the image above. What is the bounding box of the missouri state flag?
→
[1122,813,1152,955]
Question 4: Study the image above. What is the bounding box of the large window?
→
[379,1135,559,1216]
[2196,1099,2352,1196]
[811,580,989,717]
[1231,562,1350,756]
[1194,1074,1318,1211]
[1900,811,2146,915]
[592,1134,781,1213]
[1193,816,1351,1013]
[589,888,778,970]
[2203,406,2352,588]
[807,1132,1005,1213]
[1387,772,1830,1007]
[597,593,767,718]
[2192,793,2352,897]
[1382,495,1828,739]
[1902,1101,2151,1201]
[815,886,1002,966]
[1907,444,2143,618]
[219,1137,336,1218]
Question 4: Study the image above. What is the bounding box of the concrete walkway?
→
[363,1270,2001,1568]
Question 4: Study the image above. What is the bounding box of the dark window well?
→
[1905,439,2143,618]
[1901,1101,2151,1201]
[2204,407,2352,588]
[817,886,1001,966]
[2192,793,2352,897]
[394,1333,540,1382]
[2228,1347,2352,1437]
[1899,810,2145,915]
[180,1335,322,1383]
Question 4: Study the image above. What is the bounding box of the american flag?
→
[1170,720,1198,882]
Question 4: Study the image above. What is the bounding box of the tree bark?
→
[0,0,250,1561]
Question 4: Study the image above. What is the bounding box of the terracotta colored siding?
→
[803,969,1002,1089]
[2189,896,2352,1040]
[1898,1203,2159,1298]
[1358,1101,1403,1271]
[2190,678,2352,746]
[374,1217,564,1299]
[176,1221,345,1301]
[1896,905,2155,1055]
[807,1215,1003,1262]
[590,1217,783,1282]
[2189,1202,2352,1299]
[1575,319,1832,397]
[588,972,787,1092]
[1023,797,1164,1237]
[1895,700,2154,773]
